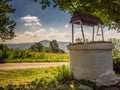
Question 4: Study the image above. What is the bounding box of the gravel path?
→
[0,62,69,70]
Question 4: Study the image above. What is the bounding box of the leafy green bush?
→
[108,38,120,73]
[29,42,43,52]
[0,44,10,62]
[35,52,45,59]
[113,56,120,73]
[108,38,120,57]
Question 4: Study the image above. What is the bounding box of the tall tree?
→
[34,0,120,31]
[29,42,43,52]
[49,40,59,53]
[0,0,15,42]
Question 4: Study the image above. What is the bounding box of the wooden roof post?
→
[92,26,95,41]
[80,21,85,42]
[96,26,99,36]
[70,12,104,43]
[101,26,104,41]
[72,24,74,44]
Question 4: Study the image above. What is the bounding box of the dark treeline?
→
[29,40,65,53]
[0,40,65,62]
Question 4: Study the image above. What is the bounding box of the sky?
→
[3,0,120,43]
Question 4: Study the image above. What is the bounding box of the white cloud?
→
[65,24,69,28]
[4,25,120,44]
[5,28,93,44]
[2,28,96,43]
[104,30,120,40]
[49,27,55,32]
[21,15,41,26]
[5,29,46,43]
[4,28,72,43]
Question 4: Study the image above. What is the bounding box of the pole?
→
[101,26,104,41]
[96,26,99,36]
[80,22,85,42]
[92,26,95,41]
[72,24,74,44]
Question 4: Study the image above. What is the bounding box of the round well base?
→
[67,42,118,86]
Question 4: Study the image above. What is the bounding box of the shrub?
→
[113,56,120,73]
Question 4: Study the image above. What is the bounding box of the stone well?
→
[67,42,118,86]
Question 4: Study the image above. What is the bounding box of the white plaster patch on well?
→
[67,42,118,86]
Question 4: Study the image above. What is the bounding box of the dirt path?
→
[0,62,69,70]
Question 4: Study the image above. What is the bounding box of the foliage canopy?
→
[50,40,59,53]
[0,0,15,41]
[30,42,44,52]
[35,0,120,31]
[29,40,65,53]
[1,0,120,41]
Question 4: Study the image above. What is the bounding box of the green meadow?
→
[0,66,120,90]
[0,66,71,89]
[4,53,69,63]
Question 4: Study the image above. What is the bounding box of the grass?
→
[0,65,70,89]
[116,74,120,78]
[0,65,102,90]
[4,53,69,63]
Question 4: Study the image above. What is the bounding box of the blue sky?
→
[10,0,70,33]
[4,0,120,43]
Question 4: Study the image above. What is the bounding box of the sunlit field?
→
[0,66,99,90]
[0,65,120,90]
[1,52,69,63]
[0,66,71,89]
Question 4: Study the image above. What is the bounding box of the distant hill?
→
[6,40,70,52]
[40,40,50,46]
[7,43,34,50]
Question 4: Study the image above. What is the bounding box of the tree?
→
[43,46,51,53]
[29,42,43,52]
[0,0,16,42]
[49,40,59,53]
[58,48,65,53]
[2,0,120,40]
[0,44,10,61]
[108,38,120,57]
[108,38,120,73]
[34,0,120,31]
